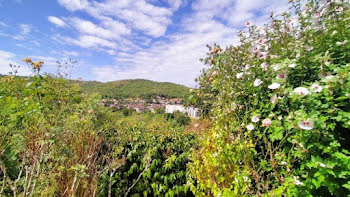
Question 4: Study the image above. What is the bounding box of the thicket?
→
[190,0,350,196]
[0,63,196,196]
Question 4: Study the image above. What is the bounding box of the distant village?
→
[99,96,200,118]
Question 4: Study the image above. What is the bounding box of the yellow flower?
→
[22,57,32,63]
[32,61,44,69]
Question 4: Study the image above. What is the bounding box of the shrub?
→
[190,0,350,196]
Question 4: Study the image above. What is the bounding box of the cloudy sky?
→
[0,0,289,87]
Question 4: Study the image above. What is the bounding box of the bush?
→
[190,1,350,196]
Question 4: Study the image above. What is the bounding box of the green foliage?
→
[79,79,190,99]
[190,1,350,196]
[0,74,197,196]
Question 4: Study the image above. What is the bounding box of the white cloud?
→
[19,24,31,35]
[57,0,89,11]
[0,50,31,76]
[48,16,66,27]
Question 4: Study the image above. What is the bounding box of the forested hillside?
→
[79,79,190,99]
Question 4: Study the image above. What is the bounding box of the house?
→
[165,105,200,118]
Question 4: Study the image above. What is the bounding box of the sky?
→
[0,0,289,87]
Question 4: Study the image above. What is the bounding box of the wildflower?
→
[260,62,268,70]
[318,72,334,80]
[213,47,220,54]
[272,64,280,71]
[294,87,309,95]
[289,63,296,68]
[278,116,283,120]
[32,61,44,69]
[293,176,303,186]
[245,65,250,70]
[277,73,287,80]
[254,79,262,87]
[258,52,267,59]
[298,119,314,130]
[252,116,260,123]
[319,163,326,168]
[332,30,337,36]
[88,109,94,114]
[245,21,252,27]
[243,176,249,182]
[296,53,300,58]
[252,46,260,53]
[262,119,272,127]
[246,124,254,131]
[335,6,343,12]
[268,83,280,90]
[270,94,277,104]
[336,41,343,46]
[311,84,323,93]
[236,72,244,79]
[281,161,288,165]
[22,57,32,63]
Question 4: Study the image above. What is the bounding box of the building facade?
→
[165,105,200,118]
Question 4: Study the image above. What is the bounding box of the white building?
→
[165,105,200,118]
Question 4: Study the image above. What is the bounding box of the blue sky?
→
[0,0,288,87]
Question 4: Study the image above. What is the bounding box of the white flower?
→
[311,84,323,93]
[252,46,260,53]
[272,64,281,71]
[332,30,337,36]
[245,65,250,70]
[254,79,263,87]
[252,116,260,123]
[335,6,343,12]
[298,119,314,130]
[236,72,244,79]
[294,87,309,95]
[262,119,272,127]
[289,63,296,68]
[277,73,287,80]
[271,94,277,104]
[260,62,268,70]
[296,53,301,58]
[319,163,326,168]
[246,21,252,27]
[318,72,334,79]
[268,83,281,90]
[278,116,283,120]
[281,161,288,165]
[258,52,267,59]
[243,176,249,182]
[293,176,304,186]
[336,41,343,46]
[246,124,254,131]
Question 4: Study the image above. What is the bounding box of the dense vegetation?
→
[79,79,190,99]
[0,72,198,196]
[190,0,350,196]
[1,0,350,196]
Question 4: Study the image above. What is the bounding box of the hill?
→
[79,79,191,99]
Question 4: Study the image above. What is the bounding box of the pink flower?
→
[270,94,277,104]
[260,62,268,70]
[311,84,323,93]
[88,109,94,114]
[252,46,260,53]
[335,6,343,12]
[258,52,267,59]
[277,73,287,80]
[298,119,314,130]
[246,21,252,27]
[254,79,263,87]
[318,72,333,79]
[268,83,280,90]
[262,119,272,127]
[252,116,260,123]
[294,87,309,95]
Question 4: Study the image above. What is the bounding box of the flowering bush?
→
[190,0,350,196]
